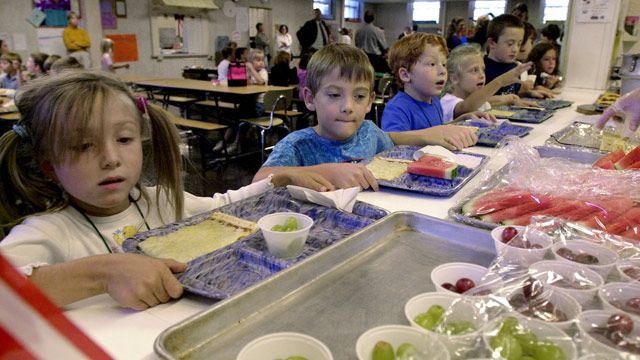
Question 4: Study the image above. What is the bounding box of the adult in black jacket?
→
[296,8,331,52]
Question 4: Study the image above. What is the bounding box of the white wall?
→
[564,0,621,89]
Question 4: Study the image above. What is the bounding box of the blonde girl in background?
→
[100,38,130,73]
[441,43,533,122]
[0,72,310,310]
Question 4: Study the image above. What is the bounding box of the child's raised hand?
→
[498,61,532,87]
[103,253,186,310]
[310,163,379,191]
[595,88,640,131]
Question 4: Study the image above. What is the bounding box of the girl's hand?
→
[545,75,560,89]
[311,163,379,191]
[595,88,640,131]
[102,253,186,310]
[433,125,478,150]
[510,96,538,107]
[527,88,555,99]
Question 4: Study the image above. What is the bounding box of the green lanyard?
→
[72,196,150,253]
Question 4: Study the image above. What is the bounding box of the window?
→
[473,0,505,20]
[313,0,334,20]
[412,1,440,24]
[344,0,361,21]
[544,0,569,22]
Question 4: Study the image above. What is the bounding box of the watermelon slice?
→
[480,194,554,224]
[620,228,640,242]
[407,155,458,180]
[615,145,640,169]
[581,199,638,231]
[462,188,534,216]
[628,160,640,169]
[603,207,640,235]
[562,200,608,221]
[504,199,582,226]
[593,149,625,169]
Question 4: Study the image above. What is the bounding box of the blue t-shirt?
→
[381,91,444,131]
[0,73,19,90]
[263,120,394,167]
[484,56,521,95]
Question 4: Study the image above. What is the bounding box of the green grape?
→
[498,316,520,337]
[284,217,298,231]
[451,320,476,335]
[271,224,284,231]
[396,342,418,360]
[490,334,523,360]
[372,340,395,360]
[533,341,566,360]
[520,357,536,360]
[513,331,538,355]
[414,305,445,331]
[284,357,308,360]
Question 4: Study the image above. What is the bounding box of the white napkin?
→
[286,185,360,213]
[412,145,483,169]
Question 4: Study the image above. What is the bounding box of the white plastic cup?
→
[237,332,333,360]
[257,212,313,259]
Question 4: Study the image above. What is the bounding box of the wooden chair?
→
[272,89,304,130]
[171,117,229,175]
[238,89,291,163]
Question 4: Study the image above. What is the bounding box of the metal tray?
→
[507,109,555,123]
[461,120,533,147]
[154,212,495,359]
[448,146,602,230]
[546,121,604,152]
[122,188,389,299]
[367,145,488,197]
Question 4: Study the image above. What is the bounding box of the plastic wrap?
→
[414,217,640,359]
[452,137,640,241]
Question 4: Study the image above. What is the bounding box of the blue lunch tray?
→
[366,145,488,197]
[463,120,533,147]
[122,188,388,299]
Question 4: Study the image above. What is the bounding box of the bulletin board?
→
[106,34,138,62]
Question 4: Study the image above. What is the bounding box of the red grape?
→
[501,227,519,243]
[441,282,457,292]
[627,298,640,312]
[556,247,576,261]
[607,313,634,335]
[455,277,476,293]
[624,267,640,280]
[574,252,599,265]
[523,277,543,300]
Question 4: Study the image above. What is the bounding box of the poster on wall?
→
[100,0,117,29]
[576,0,616,23]
[106,34,138,62]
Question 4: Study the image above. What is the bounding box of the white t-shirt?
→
[217,59,230,81]
[101,53,113,72]
[1,179,274,274]
[440,93,491,123]
[249,68,269,103]
[275,33,292,53]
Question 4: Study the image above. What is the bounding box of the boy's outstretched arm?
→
[453,62,532,118]
[388,125,478,151]
[254,164,379,191]
[29,253,186,310]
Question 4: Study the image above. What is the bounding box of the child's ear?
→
[302,87,316,111]
[450,73,460,85]
[37,158,58,182]
[487,37,497,50]
[398,67,411,84]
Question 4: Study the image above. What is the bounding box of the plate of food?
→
[123,188,389,299]
[364,145,487,197]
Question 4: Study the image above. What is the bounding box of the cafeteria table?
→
[60,87,602,359]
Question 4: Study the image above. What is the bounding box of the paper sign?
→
[27,8,46,27]
[106,34,138,62]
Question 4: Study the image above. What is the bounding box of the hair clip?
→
[12,123,29,139]
[135,96,149,115]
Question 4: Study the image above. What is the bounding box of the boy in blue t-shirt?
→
[254,43,463,192]
[382,33,478,150]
